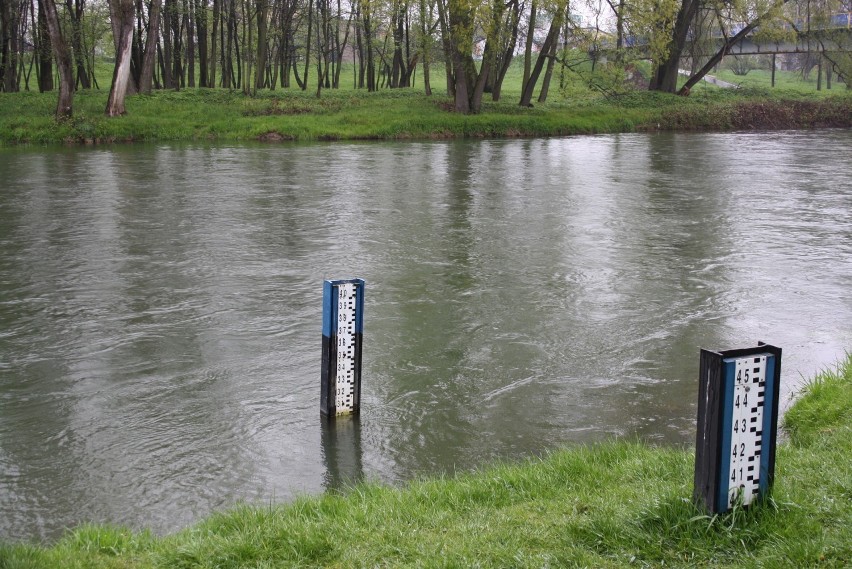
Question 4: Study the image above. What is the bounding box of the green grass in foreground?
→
[1,354,850,568]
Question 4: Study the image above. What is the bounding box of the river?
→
[1,130,850,542]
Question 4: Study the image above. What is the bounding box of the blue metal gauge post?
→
[321,278,365,417]
[694,343,782,514]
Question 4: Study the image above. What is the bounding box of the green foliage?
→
[623,0,683,64]
[2,355,852,568]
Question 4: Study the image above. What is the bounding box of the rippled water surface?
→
[1,131,850,541]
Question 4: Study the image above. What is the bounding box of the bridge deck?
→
[592,27,852,57]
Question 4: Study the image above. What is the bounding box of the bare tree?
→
[42,0,74,118]
[140,0,162,93]
[106,0,135,115]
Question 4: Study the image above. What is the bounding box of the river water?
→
[1,130,850,542]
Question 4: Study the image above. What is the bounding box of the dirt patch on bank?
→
[655,98,852,131]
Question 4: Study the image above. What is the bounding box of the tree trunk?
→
[171,0,183,87]
[418,0,431,95]
[42,0,74,118]
[314,0,324,97]
[301,0,312,91]
[106,0,136,116]
[1,0,25,92]
[186,0,195,87]
[825,55,831,90]
[817,59,822,91]
[140,0,162,93]
[162,0,174,86]
[363,0,375,91]
[771,53,776,87]
[390,0,405,87]
[70,0,91,88]
[210,0,218,87]
[522,0,536,92]
[450,49,470,112]
[519,8,562,106]
[37,0,54,91]
[131,4,144,88]
[196,0,208,86]
[255,0,268,90]
[242,0,252,93]
[355,2,364,88]
[491,0,519,101]
[610,0,624,63]
[469,48,489,111]
[280,1,293,88]
[232,4,240,87]
[482,0,503,94]
[648,0,699,92]
[225,0,236,87]
[433,0,453,97]
[0,0,10,91]
[446,0,475,112]
[333,0,352,89]
[537,39,557,103]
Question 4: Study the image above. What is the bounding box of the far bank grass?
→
[2,353,851,568]
[1,85,850,146]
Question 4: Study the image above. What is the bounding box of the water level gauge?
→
[320,278,365,417]
[694,343,782,513]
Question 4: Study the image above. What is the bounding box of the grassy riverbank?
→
[1,353,850,568]
[1,86,850,146]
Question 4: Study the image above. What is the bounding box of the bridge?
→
[591,14,852,58]
[695,28,852,56]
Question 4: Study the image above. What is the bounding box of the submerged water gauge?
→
[320,278,365,417]
[694,343,782,513]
